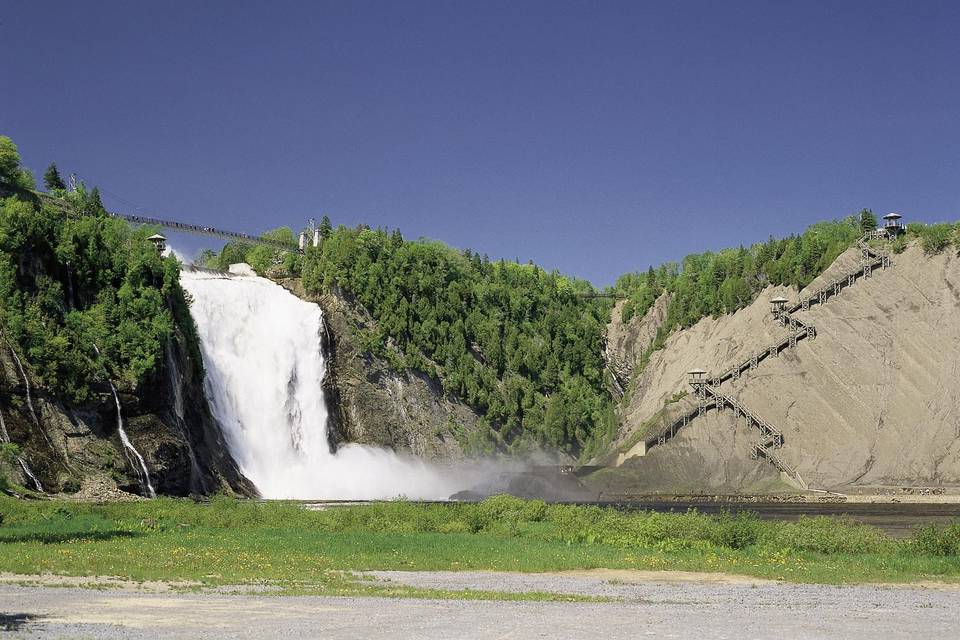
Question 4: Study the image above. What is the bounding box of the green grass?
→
[1,495,959,598]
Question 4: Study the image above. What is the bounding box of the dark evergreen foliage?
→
[43,163,66,191]
[615,218,863,331]
[0,170,193,402]
[298,226,613,453]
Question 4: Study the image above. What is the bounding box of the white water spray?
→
[92,344,156,498]
[180,269,462,499]
[107,381,156,498]
[7,345,55,451]
[0,407,42,492]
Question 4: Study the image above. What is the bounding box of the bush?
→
[891,235,908,254]
[759,516,889,555]
[437,520,471,534]
[710,510,760,550]
[918,224,954,255]
[912,523,960,556]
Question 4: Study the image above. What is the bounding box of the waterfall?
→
[107,381,156,498]
[165,341,206,493]
[180,269,459,500]
[92,344,156,498]
[8,345,54,450]
[0,407,43,492]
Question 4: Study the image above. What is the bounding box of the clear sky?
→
[3,1,958,285]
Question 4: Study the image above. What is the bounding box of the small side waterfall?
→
[107,381,156,498]
[92,344,156,498]
[8,345,54,450]
[0,407,43,492]
[180,269,461,500]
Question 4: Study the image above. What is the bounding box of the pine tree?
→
[88,187,105,214]
[859,209,877,233]
[43,163,66,191]
[319,215,332,239]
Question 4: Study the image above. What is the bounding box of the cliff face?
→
[605,293,670,396]
[0,328,254,497]
[599,242,960,492]
[280,279,484,460]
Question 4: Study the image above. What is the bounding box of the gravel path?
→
[2,572,959,639]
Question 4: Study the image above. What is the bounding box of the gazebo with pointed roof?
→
[148,233,167,253]
[882,212,905,236]
[770,295,789,313]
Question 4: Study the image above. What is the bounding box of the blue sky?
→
[3,1,958,285]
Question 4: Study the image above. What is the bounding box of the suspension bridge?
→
[36,191,305,253]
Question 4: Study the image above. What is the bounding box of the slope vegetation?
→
[600,239,960,492]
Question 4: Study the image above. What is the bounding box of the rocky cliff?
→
[279,279,485,460]
[0,328,254,498]
[594,241,960,493]
[605,293,670,397]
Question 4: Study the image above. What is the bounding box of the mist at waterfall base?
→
[180,268,498,500]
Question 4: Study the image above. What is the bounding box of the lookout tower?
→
[770,295,789,323]
[882,212,905,236]
[687,368,707,387]
[148,233,167,254]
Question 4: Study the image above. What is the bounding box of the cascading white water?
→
[8,345,54,451]
[0,406,43,492]
[103,378,157,498]
[94,341,157,499]
[180,269,459,500]
[107,381,156,498]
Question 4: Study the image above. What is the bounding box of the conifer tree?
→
[89,187,105,214]
[43,163,66,191]
[319,215,332,239]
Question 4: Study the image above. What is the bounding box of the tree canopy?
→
[298,225,613,454]
[0,156,194,401]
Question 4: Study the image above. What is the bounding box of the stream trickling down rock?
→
[180,269,458,499]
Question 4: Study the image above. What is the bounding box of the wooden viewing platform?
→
[640,230,899,488]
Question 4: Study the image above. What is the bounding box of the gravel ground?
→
[2,572,959,639]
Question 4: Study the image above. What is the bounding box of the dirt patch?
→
[542,568,776,585]
[0,572,201,592]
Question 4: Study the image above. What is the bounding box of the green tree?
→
[0,136,35,193]
[89,187,105,214]
[859,209,877,233]
[0,149,194,402]
[43,163,66,191]
[319,215,332,239]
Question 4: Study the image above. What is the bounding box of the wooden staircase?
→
[641,231,895,487]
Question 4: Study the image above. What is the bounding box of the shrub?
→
[437,520,471,534]
[912,523,960,556]
[759,516,889,555]
[710,510,760,550]
[918,224,953,255]
[891,235,908,254]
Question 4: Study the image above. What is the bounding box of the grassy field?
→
[1,495,959,598]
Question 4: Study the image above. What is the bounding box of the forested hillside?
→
[0,136,193,401]
[9,131,953,462]
[210,215,947,458]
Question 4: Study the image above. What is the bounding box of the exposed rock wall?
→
[604,293,670,396]
[0,329,254,497]
[607,243,960,492]
[280,279,483,460]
